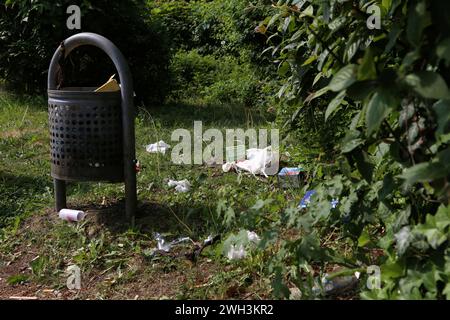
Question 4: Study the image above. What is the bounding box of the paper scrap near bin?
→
[47,32,137,222]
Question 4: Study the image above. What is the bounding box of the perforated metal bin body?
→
[47,32,137,222]
[48,87,123,182]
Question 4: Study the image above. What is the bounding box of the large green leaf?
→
[405,71,449,99]
[400,162,446,184]
[406,1,431,47]
[358,48,376,81]
[305,85,330,103]
[325,90,346,121]
[434,205,450,231]
[436,38,450,66]
[381,261,405,279]
[365,90,396,135]
[354,149,374,183]
[358,230,371,247]
[329,64,357,92]
[432,99,450,136]
[347,81,376,101]
[341,130,363,153]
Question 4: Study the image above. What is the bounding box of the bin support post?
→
[54,178,67,211]
[48,32,137,224]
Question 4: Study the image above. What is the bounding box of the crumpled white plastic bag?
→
[247,230,261,243]
[225,230,260,261]
[168,179,191,193]
[237,146,278,176]
[226,244,246,260]
[145,140,171,154]
[222,146,278,177]
[222,161,236,173]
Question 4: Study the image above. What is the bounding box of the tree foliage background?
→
[257,0,450,299]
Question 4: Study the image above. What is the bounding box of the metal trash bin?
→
[47,32,137,222]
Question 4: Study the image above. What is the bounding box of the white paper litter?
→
[222,161,236,173]
[168,179,191,193]
[222,146,278,177]
[145,140,171,154]
[154,233,192,253]
[226,244,246,260]
[247,230,261,243]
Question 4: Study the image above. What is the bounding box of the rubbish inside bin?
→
[58,209,86,222]
[95,74,120,92]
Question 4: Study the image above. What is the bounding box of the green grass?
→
[0,92,292,299]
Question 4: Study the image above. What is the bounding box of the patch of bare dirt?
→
[0,203,242,300]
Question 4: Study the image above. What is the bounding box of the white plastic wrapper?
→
[153,233,192,254]
[167,179,191,193]
[247,230,261,243]
[58,209,85,222]
[145,140,171,154]
[222,146,279,177]
[222,161,236,173]
[226,244,246,260]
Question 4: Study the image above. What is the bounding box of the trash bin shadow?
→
[80,199,209,236]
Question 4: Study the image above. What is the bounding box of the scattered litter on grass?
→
[154,233,193,253]
[236,147,278,176]
[226,244,246,260]
[312,273,359,296]
[277,167,305,188]
[188,234,221,261]
[331,198,339,208]
[298,190,316,208]
[246,230,261,243]
[289,287,302,300]
[279,167,302,175]
[135,160,142,172]
[394,226,412,255]
[58,209,85,222]
[224,230,261,261]
[222,161,236,173]
[9,296,38,300]
[203,234,214,245]
[167,179,191,193]
[298,190,339,209]
[145,140,171,154]
[222,146,279,177]
[147,233,220,261]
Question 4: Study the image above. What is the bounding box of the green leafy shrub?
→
[169,49,268,108]
[168,49,218,101]
[149,0,278,107]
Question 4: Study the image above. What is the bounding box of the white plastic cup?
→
[58,209,86,222]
